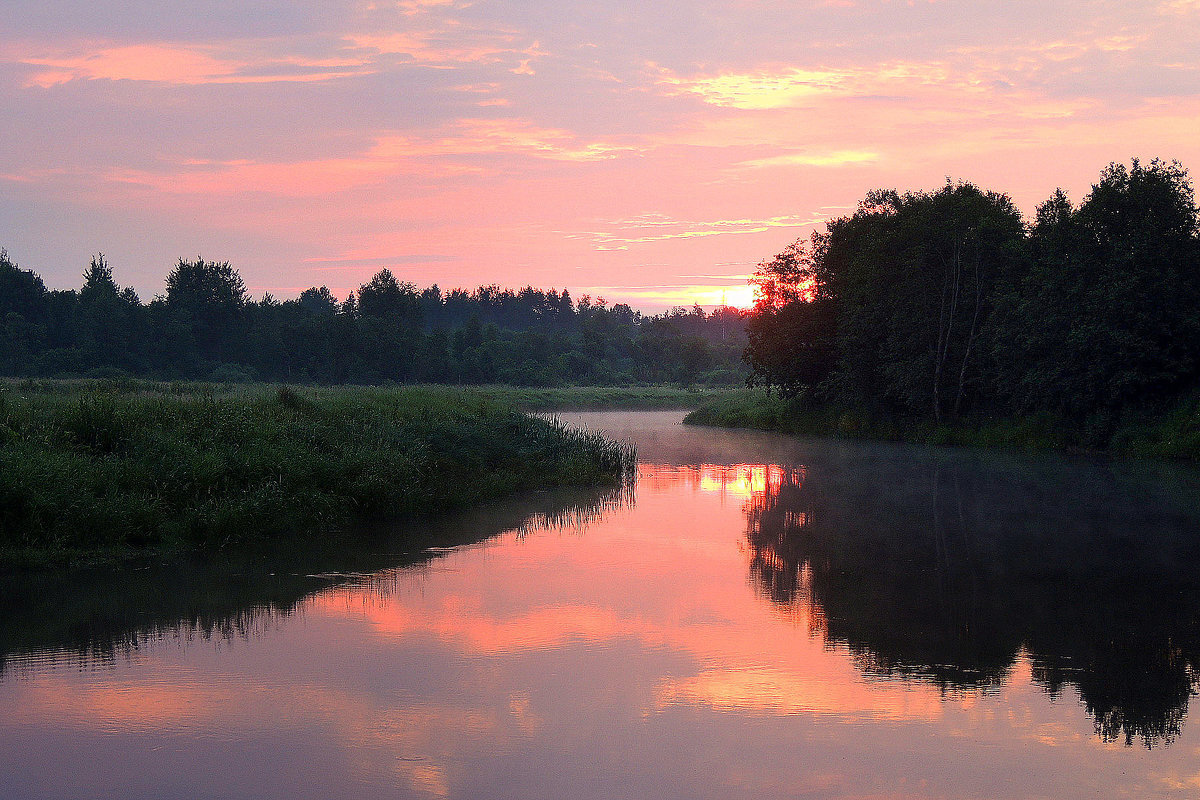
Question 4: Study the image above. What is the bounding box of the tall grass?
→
[683,388,1175,456]
[1109,392,1200,460]
[0,382,636,564]
[362,383,734,411]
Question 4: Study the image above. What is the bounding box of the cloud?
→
[579,283,757,308]
[656,62,950,109]
[13,42,370,87]
[389,0,465,16]
[738,150,879,168]
[5,0,1200,308]
[376,118,640,161]
[7,16,545,89]
[98,118,641,197]
[344,30,513,64]
[657,66,853,109]
[565,213,823,248]
[343,27,546,71]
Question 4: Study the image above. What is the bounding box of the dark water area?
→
[4,411,1200,799]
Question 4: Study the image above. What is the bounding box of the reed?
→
[0,382,637,564]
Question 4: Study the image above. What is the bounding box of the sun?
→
[696,283,755,309]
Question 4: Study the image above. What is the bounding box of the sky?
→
[2,1,1199,312]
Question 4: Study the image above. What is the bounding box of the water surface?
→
[4,411,1200,799]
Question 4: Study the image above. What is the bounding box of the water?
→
[4,411,1200,799]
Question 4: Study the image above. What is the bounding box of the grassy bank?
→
[1,379,731,409]
[684,389,1200,460]
[382,383,734,411]
[0,381,636,565]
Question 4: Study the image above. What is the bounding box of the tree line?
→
[746,158,1200,440]
[0,254,747,386]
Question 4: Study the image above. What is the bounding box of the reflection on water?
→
[743,456,1200,747]
[5,411,1200,799]
[0,481,631,678]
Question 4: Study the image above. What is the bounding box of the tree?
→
[357,269,421,324]
[298,286,338,315]
[165,257,247,311]
[824,183,1024,419]
[80,253,119,302]
[77,253,143,370]
[0,249,48,320]
[744,183,1025,419]
[993,159,1200,423]
[164,257,248,365]
[745,234,836,395]
[746,297,838,396]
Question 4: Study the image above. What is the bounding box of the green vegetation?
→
[687,387,1200,459]
[685,390,1082,451]
[720,158,1200,457]
[0,251,748,387]
[0,381,637,565]
[1109,392,1200,460]
[402,383,735,410]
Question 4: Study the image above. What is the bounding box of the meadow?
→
[0,380,667,564]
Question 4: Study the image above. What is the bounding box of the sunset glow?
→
[4,1,1199,310]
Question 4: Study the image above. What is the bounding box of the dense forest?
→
[745,158,1200,444]
[0,253,747,386]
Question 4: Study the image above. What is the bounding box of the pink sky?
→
[3,0,1199,311]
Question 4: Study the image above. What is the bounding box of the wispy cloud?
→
[343,29,528,67]
[737,150,879,168]
[381,118,640,161]
[656,62,949,109]
[4,0,1200,309]
[579,283,757,308]
[1159,0,1200,13]
[13,42,370,87]
[657,66,853,109]
[7,17,545,89]
[101,119,640,197]
[389,0,465,16]
[565,213,823,249]
[302,253,457,265]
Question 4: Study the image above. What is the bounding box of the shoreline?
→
[683,389,1200,462]
[0,382,661,566]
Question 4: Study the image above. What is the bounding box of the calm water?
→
[4,411,1200,799]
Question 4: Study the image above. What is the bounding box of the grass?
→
[409,383,736,411]
[0,378,733,409]
[684,388,1200,460]
[0,381,638,565]
[682,389,801,431]
[1109,393,1200,460]
[682,390,901,440]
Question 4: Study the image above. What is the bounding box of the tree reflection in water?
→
[744,454,1200,748]
[0,479,632,679]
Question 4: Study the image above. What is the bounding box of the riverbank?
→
[382,383,735,411]
[0,381,643,565]
[684,389,1200,460]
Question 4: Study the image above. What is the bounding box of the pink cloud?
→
[14,42,369,87]
[344,28,541,69]
[4,0,1200,309]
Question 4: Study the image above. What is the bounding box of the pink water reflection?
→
[3,412,1200,799]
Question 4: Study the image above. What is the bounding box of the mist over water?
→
[4,411,1200,799]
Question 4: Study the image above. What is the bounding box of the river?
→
[4,410,1200,799]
